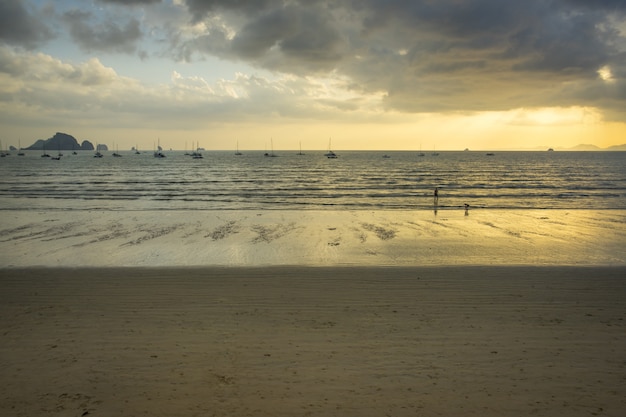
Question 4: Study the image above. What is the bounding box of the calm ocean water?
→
[1,150,625,211]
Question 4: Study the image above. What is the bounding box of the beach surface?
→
[1,209,625,416]
[1,266,625,417]
[1,209,625,267]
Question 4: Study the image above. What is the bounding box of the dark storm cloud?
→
[178,1,623,72]
[174,1,344,71]
[561,0,626,12]
[0,0,51,49]
[336,0,626,115]
[230,8,295,58]
[63,9,143,54]
[230,5,344,69]
[356,0,619,74]
[506,8,617,75]
[360,0,528,37]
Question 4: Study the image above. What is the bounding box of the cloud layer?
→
[177,0,626,117]
[1,0,625,131]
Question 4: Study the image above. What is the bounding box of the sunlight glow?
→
[597,65,614,83]
[506,107,602,126]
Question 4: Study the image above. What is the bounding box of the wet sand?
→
[1,209,625,266]
[1,266,625,417]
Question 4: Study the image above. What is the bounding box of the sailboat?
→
[154,139,166,158]
[235,141,242,156]
[41,142,51,158]
[0,140,9,157]
[264,138,277,157]
[191,141,203,159]
[94,143,103,158]
[324,138,337,158]
[17,139,25,156]
[52,151,62,160]
[297,141,304,155]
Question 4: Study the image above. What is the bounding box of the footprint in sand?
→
[206,221,240,240]
[251,223,297,243]
[361,223,397,240]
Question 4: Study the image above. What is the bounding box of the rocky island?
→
[24,132,98,151]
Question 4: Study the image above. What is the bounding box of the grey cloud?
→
[0,0,52,48]
[97,0,161,4]
[561,0,626,12]
[505,8,617,76]
[334,0,625,117]
[183,0,284,21]
[361,1,625,112]
[357,0,618,74]
[276,8,344,63]
[173,29,231,62]
[63,9,143,54]
[231,8,295,58]
[230,5,344,68]
[360,0,530,38]
[176,3,345,71]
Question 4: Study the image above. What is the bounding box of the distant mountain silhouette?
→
[567,144,602,151]
[560,143,626,151]
[532,143,626,151]
[25,132,96,151]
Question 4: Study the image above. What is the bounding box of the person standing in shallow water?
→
[434,187,439,204]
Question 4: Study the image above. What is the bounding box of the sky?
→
[1,0,626,151]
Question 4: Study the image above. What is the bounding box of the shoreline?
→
[3,264,626,272]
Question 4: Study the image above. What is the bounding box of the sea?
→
[1,150,625,212]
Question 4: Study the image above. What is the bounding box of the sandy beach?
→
[1,209,625,416]
[1,266,625,417]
